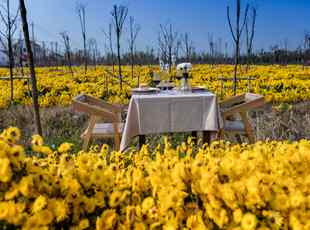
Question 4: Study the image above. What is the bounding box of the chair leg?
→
[191,131,198,145]
[240,112,255,144]
[139,135,146,149]
[82,116,97,151]
[235,134,243,144]
[114,132,121,151]
[82,136,92,151]
[203,131,212,144]
[218,129,225,141]
[112,123,121,151]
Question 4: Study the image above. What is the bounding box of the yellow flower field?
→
[1,65,310,108]
[0,127,309,229]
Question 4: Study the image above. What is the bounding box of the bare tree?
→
[158,23,178,73]
[281,38,289,65]
[224,42,229,59]
[31,22,36,62]
[304,32,310,50]
[88,38,98,69]
[111,4,128,90]
[50,42,54,66]
[76,2,87,74]
[128,16,140,79]
[17,31,24,75]
[245,6,257,70]
[40,41,45,66]
[19,0,42,136]
[55,41,59,69]
[208,33,215,65]
[181,32,194,62]
[227,0,249,95]
[174,39,181,62]
[303,31,310,67]
[60,31,74,76]
[0,0,19,102]
[103,23,115,75]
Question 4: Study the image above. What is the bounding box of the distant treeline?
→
[29,47,310,67]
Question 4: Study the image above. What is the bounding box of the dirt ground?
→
[1,101,310,150]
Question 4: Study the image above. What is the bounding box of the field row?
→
[1,65,310,108]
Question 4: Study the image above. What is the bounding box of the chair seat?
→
[224,120,245,132]
[82,123,124,139]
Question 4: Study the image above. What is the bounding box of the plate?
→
[191,86,208,92]
[131,87,160,94]
[157,83,175,90]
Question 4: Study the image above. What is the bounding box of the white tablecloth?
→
[120,90,222,151]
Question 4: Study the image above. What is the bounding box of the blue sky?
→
[9,0,310,54]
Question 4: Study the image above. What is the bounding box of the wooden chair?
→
[72,94,125,151]
[218,76,256,99]
[219,93,265,144]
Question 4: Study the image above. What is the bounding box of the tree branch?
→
[240,3,250,35]
[227,6,237,43]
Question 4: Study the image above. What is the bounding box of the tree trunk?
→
[105,73,109,96]
[233,41,239,95]
[19,43,24,75]
[116,33,122,89]
[7,0,14,103]
[68,51,74,77]
[112,56,115,76]
[131,48,134,79]
[8,37,14,103]
[168,48,172,73]
[168,47,172,81]
[137,65,140,87]
[55,42,58,70]
[83,34,87,74]
[19,0,43,136]
[246,49,251,72]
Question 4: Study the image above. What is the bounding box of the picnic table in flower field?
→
[120,90,222,151]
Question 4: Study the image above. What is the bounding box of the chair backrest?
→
[72,94,122,122]
[218,76,256,98]
[220,93,265,118]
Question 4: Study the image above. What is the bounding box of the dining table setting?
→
[120,63,223,152]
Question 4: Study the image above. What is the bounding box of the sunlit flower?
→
[0,158,12,182]
[79,218,90,230]
[32,196,47,213]
[142,197,155,214]
[241,213,257,230]
[31,134,44,146]
[96,209,117,230]
[58,142,74,153]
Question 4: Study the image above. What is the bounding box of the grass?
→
[1,101,310,151]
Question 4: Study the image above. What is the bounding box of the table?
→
[120,90,222,151]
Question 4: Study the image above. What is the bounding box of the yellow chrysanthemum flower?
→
[0,158,12,183]
[9,145,25,169]
[58,142,74,153]
[0,202,9,219]
[241,213,257,230]
[233,209,243,224]
[18,176,34,197]
[32,145,53,155]
[48,199,68,222]
[142,197,155,214]
[32,196,47,213]
[96,209,117,230]
[79,219,90,230]
[31,134,44,146]
[109,190,123,208]
[1,127,21,144]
